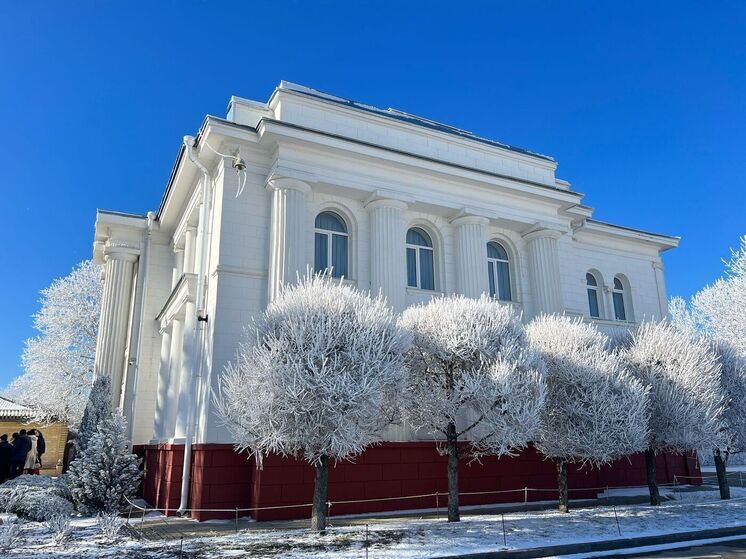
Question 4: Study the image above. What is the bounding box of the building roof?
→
[276,81,556,163]
[0,397,33,419]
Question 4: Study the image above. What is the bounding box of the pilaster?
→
[523,227,564,316]
[266,177,311,302]
[452,215,489,298]
[367,198,408,311]
[94,242,140,408]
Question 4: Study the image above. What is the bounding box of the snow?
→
[702,465,746,472]
[7,487,746,558]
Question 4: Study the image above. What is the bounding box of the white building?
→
[92,81,679,518]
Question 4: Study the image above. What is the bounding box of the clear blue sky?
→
[1,2,744,386]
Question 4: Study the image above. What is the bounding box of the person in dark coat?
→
[10,430,31,479]
[0,435,11,483]
[31,429,45,471]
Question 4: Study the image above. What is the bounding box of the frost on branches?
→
[6,260,102,425]
[66,412,141,515]
[688,236,746,357]
[77,375,112,454]
[527,316,648,513]
[400,295,546,522]
[215,275,411,532]
[621,320,725,505]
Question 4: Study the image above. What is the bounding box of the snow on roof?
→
[277,81,556,163]
[0,397,34,419]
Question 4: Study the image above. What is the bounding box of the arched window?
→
[612,277,627,321]
[406,227,435,290]
[314,211,348,278]
[586,272,601,318]
[487,242,512,301]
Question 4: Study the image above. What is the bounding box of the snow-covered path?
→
[7,488,746,558]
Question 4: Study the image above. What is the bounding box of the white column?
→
[172,247,184,288]
[94,243,139,409]
[523,228,564,316]
[153,324,172,440]
[183,225,197,275]
[368,199,408,311]
[175,302,197,439]
[164,317,184,439]
[266,177,311,302]
[453,215,489,298]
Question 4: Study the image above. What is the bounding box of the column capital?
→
[265,175,312,194]
[652,261,664,271]
[451,215,490,227]
[363,190,412,211]
[103,241,140,263]
[522,223,565,242]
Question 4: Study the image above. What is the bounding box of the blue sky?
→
[0,2,744,386]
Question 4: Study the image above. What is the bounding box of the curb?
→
[435,525,746,559]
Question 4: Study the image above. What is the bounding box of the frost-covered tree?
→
[674,236,746,357]
[400,296,546,522]
[709,344,746,498]
[5,260,102,425]
[77,375,112,454]
[215,275,411,532]
[66,412,141,515]
[527,316,649,513]
[669,301,746,499]
[620,320,725,505]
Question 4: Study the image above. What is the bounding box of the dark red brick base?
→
[137,442,700,522]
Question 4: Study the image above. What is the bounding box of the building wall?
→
[140,442,699,522]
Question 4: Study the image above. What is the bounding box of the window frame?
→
[314,211,349,279]
[487,241,512,301]
[406,227,435,290]
[612,276,627,321]
[586,272,601,318]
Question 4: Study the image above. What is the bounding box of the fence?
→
[124,478,732,558]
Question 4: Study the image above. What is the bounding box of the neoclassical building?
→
[92,82,692,520]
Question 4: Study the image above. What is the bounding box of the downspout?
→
[177,135,213,515]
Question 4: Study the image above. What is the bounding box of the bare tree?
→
[400,295,546,522]
[5,261,102,426]
[215,275,410,532]
[527,315,649,513]
[620,320,725,505]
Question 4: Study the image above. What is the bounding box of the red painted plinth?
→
[139,442,700,522]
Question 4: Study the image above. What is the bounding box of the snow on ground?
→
[5,488,746,559]
[701,465,746,473]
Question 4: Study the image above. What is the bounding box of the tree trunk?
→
[311,454,329,532]
[557,459,569,513]
[446,422,460,523]
[713,449,730,500]
[645,449,660,506]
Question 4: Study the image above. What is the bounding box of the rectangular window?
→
[613,292,626,321]
[331,234,347,278]
[419,249,435,290]
[487,262,496,297]
[497,261,511,301]
[587,289,600,318]
[406,248,417,287]
[314,233,328,273]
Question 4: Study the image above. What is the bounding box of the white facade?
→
[92,81,678,446]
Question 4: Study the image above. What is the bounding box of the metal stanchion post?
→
[435,491,440,519]
[524,487,528,512]
[179,536,184,558]
[365,523,369,559]
[612,505,621,537]
[235,507,239,534]
[501,513,507,546]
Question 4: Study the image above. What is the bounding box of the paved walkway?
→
[129,490,682,541]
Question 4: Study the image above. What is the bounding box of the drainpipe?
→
[177,135,213,516]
